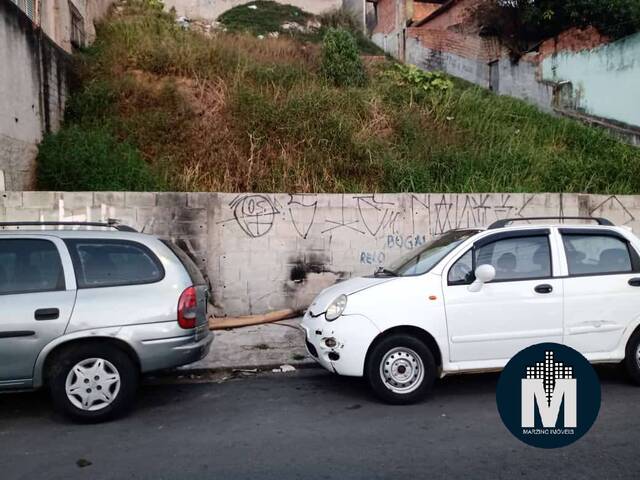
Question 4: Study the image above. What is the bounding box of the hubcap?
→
[65,358,121,411]
[379,347,425,394]
[636,344,640,369]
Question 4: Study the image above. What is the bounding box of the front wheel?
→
[48,343,139,423]
[366,334,436,405]
[625,330,640,385]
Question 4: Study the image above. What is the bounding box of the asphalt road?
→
[1,365,639,480]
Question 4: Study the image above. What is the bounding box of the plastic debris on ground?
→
[272,364,296,373]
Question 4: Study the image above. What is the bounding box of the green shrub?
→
[64,81,118,124]
[314,9,384,55]
[37,126,164,191]
[321,28,366,87]
[386,64,453,93]
[218,1,310,36]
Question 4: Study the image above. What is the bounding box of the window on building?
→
[11,0,36,21]
[69,2,85,48]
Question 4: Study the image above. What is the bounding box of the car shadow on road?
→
[0,363,634,422]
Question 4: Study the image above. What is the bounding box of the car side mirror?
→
[468,264,496,292]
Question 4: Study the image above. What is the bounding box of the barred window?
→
[69,2,85,48]
[11,0,36,20]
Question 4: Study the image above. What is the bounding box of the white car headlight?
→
[325,294,347,321]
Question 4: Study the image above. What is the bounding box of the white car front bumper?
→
[301,310,381,377]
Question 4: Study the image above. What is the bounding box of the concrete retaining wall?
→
[3,192,640,317]
[1,1,114,192]
[0,1,71,191]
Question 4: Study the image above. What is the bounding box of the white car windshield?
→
[378,230,479,277]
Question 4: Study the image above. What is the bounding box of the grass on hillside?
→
[37,0,640,193]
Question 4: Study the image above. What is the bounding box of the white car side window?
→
[476,236,551,282]
[562,234,632,276]
[448,249,474,285]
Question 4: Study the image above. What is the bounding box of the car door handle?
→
[534,284,553,294]
[629,278,640,287]
[34,308,60,321]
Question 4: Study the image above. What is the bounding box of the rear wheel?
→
[366,334,436,405]
[625,330,640,385]
[48,343,139,423]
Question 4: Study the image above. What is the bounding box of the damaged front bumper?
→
[300,310,380,377]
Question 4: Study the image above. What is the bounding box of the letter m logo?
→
[521,379,577,428]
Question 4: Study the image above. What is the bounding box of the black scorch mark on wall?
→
[289,256,329,283]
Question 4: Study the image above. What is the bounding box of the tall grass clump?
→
[37,126,164,191]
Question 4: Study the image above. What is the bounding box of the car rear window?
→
[0,239,65,295]
[65,239,164,289]
[161,240,206,285]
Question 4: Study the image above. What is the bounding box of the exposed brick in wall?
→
[538,26,609,59]
[414,0,480,30]
[4,191,640,316]
[407,27,500,62]
[412,2,441,22]
[372,0,397,35]
[411,2,609,64]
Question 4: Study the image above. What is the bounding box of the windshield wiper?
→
[375,267,398,277]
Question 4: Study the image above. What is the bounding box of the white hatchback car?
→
[302,217,640,404]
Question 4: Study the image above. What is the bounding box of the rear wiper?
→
[375,267,398,277]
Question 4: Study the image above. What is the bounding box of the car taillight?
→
[178,286,197,329]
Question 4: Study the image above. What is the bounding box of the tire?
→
[625,330,640,385]
[48,343,139,423]
[366,334,436,405]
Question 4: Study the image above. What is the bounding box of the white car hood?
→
[308,276,397,316]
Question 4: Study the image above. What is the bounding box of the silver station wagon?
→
[0,220,212,422]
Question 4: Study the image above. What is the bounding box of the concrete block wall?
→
[4,192,640,318]
[496,56,554,112]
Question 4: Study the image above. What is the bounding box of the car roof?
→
[0,228,154,241]
[473,223,629,235]
[486,223,622,230]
